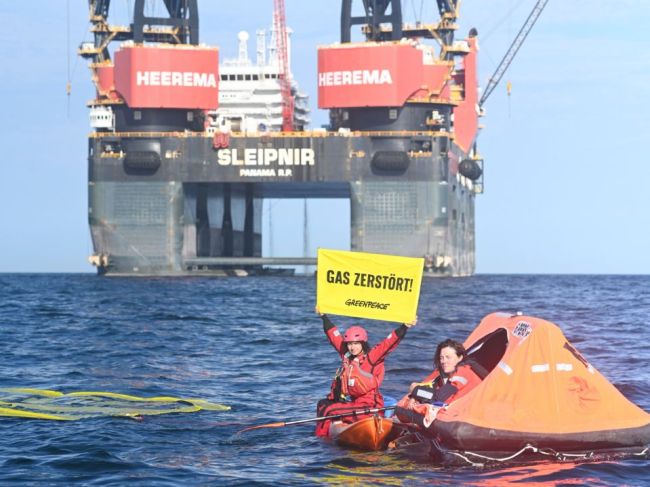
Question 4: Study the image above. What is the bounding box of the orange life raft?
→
[421,312,650,462]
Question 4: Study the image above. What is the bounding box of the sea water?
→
[0,274,648,485]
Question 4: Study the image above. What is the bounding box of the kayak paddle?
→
[238,405,396,434]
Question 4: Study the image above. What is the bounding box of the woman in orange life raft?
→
[315,310,416,437]
[395,338,487,430]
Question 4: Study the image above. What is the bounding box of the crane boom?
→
[273,0,294,131]
[479,0,549,107]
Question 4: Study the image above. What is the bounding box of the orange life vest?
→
[339,353,383,399]
[322,317,405,403]
[396,359,485,426]
[427,361,484,403]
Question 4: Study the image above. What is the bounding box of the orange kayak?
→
[329,415,401,451]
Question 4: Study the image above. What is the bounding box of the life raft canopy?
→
[431,312,650,456]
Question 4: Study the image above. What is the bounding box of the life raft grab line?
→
[440,442,595,468]
[432,440,596,467]
[433,439,649,467]
[0,388,230,421]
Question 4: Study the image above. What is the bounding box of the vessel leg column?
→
[222,184,233,257]
[243,184,255,257]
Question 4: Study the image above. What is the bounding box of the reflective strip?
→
[587,365,595,374]
[415,389,434,400]
[356,367,374,380]
[450,375,468,386]
[556,363,573,371]
[386,332,393,339]
[498,362,513,375]
[531,364,550,373]
[333,330,340,336]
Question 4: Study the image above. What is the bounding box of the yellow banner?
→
[317,249,423,323]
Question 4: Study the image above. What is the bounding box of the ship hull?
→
[88,130,476,276]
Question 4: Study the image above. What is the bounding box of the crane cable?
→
[66,0,72,116]
[479,0,549,107]
[66,0,90,116]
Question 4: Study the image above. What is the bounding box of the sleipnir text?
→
[217,148,316,166]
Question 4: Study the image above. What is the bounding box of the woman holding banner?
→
[314,312,415,437]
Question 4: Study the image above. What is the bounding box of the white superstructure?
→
[209,28,310,133]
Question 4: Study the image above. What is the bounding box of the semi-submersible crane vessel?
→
[81,0,488,276]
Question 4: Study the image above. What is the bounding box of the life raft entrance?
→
[465,327,508,376]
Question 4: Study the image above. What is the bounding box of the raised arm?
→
[320,313,345,356]
[366,323,409,364]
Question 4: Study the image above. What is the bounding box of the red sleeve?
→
[366,326,404,365]
[324,324,345,357]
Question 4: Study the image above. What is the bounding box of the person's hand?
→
[422,405,440,428]
[404,316,417,328]
[315,305,323,316]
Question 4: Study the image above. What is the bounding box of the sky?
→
[0,0,649,274]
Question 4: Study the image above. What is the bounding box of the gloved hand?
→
[404,316,418,328]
